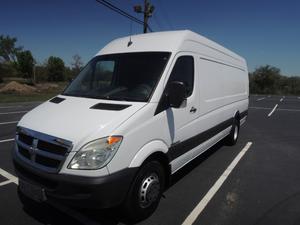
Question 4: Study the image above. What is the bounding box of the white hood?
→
[18,95,146,149]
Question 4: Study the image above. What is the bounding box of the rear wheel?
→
[123,161,165,222]
[225,118,240,146]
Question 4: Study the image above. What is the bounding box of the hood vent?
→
[90,103,131,111]
[49,97,66,104]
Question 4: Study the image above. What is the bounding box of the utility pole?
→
[134,0,155,33]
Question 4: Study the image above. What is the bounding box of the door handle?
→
[190,107,197,113]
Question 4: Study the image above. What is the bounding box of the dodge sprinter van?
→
[13,30,248,221]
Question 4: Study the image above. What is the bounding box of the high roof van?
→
[13,30,248,221]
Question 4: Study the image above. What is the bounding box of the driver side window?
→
[167,56,194,97]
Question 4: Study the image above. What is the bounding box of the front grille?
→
[18,133,33,146]
[16,127,72,173]
[37,140,68,156]
[36,155,61,168]
[19,146,31,159]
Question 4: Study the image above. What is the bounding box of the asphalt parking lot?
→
[0,95,300,225]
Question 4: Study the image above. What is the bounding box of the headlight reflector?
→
[68,136,122,170]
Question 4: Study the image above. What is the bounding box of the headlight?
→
[68,136,122,170]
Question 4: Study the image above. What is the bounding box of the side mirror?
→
[168,81,187,108]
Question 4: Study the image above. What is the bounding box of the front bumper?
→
[13,156,138,209]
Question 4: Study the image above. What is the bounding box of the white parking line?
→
[250,107,300,112]
[0,106,22,109]
[249,106,271,110]
[0,138,15,143]
[256,97,265,101]
[280,97,284,102]
[0,110,28,115]
[0,121,18,125]
[182,142,253,225]
[0,168,18,185]
[268,104,278,117]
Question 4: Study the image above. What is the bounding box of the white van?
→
[13,30,248,221]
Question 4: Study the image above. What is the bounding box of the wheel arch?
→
[129,140,171,186]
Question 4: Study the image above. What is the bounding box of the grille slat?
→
[36,155,61,168]
[16,128,72,173]
[19,146,31,159]
[18,133,33,146]
[37,140,68,156]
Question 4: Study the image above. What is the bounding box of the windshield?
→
[63,52,171,102]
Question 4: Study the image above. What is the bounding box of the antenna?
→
[128,21,133,47]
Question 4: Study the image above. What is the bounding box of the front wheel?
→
[122,161,165,222]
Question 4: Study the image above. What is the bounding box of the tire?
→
[225,118,240,146]
[122,161,165,222]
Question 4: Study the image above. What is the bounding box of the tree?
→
[251,65,281,94]
[46,56,65,82]
[0,35,23,62]
[16,50,35,79]
[71,54,83,73]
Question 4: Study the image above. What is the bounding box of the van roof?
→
[96,30,245,65]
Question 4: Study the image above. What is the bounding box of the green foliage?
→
[0,35,22,62]
[16,50,35,79]
[35,65,48,82]
[46,56,65,81]
[250,65,300,95]
[0,61,18,78]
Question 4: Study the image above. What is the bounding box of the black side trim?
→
[49,97,65,104]
[90,103,131,111]
[240,110,248,119]
[167,118,233,161]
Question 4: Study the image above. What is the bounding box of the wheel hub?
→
[234,124,238,140]
[139,173,160,208]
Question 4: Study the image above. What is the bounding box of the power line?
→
[95,0,153,32]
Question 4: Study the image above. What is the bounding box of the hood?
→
[18,95,146,149]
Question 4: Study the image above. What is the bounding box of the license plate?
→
[19,179,47,202]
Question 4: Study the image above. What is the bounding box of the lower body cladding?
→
[13,155,138,209]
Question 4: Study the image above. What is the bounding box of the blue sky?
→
[1,0,299,75]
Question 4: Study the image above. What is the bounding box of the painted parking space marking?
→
[268,104,278,117]
[182,142,253,225]
[256,97,265,101]
[250,107,300,112]
[0,138,15,143]
[0,121,18,125]
[0,111,28,115]
[0,168,18,186]
[0,106,22,109]
[280,98,284,102]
